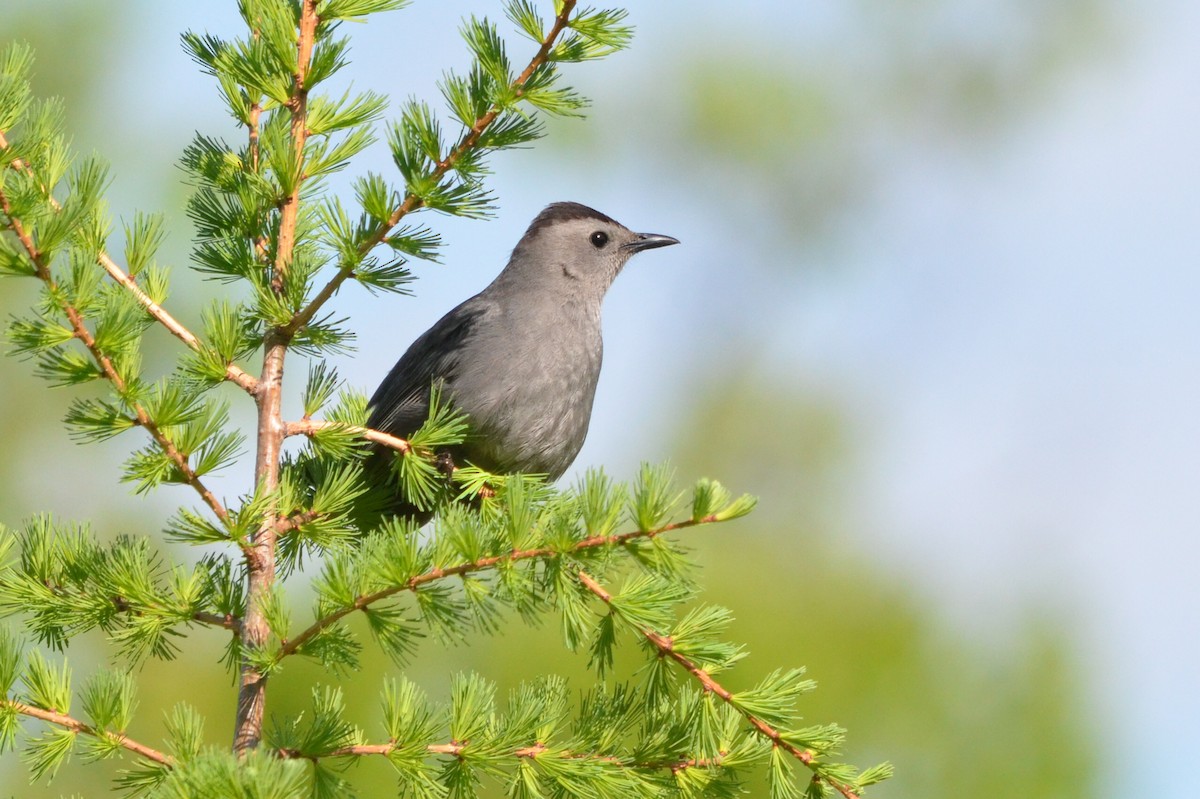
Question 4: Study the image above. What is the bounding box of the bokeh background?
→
[2,1,1196,797]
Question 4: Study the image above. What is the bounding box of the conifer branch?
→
[276,513,723,661]
[278,738,719,774]
[77,591,239,634]
[273,508,326,540]
[576,571,863,799]
[244,19,269,265]
[248,102,271,265]
[282,0,580,339]
[97,253,260,394]
[0,131,260,395]
[0,183,232,528]
[2,697,174,767]
[271,0,318,296]
[248,102,262,174]
[279,740,557,760]
[285,418,411,453]
[236,0,319,755]
[193,611,242,633]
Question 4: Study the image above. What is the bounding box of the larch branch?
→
[275,513,723,661]
[576,571,863,799]
[278,738,720,775]
[3,698,174,767]
[0,130,259,396]
[285,418,411,454]
[193,610,242,633]
[96,252,259,394]
[0,183,232,528]
[248,102,272,265]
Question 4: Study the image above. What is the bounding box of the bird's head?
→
[501,201,679,298]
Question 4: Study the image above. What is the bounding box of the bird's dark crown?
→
[524,202,622,238]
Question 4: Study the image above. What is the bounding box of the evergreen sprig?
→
[0,518,239,663]
[0,2,889,796]
[578,569,893,799]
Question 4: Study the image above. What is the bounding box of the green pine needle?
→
[303,360,341,417]
[856,761,895,789]
[319,0,412,23]
[630,462,682,531]
[122,212,166,277]
[461,17,512,87]
[23,726,76,782]
[79,669,136,733]
[504,0,545,42]
[21,650,72,715]
[449,672,496,745]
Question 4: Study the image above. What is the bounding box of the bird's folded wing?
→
[365,297,494,439]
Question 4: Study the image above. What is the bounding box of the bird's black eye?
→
[589,231,609,248]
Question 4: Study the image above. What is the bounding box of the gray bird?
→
[365,201,678,519]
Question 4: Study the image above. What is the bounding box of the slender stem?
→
[0,131,259,396]
[248,103,262,173]
[278,741,545,761]
[194,611,242,633]
[3,698,174,767]
[246,19,269,265]
[0,185,232,527]
[576,571,863,799]
[276,514,721,660]
[279,739,719,773]
[284,418,411,453]
[234,0,319,755]
[101,253,259,394]
[270,0,317,296]
[283,0,580,339]
[248,101,272,265]
[58,586,239,634]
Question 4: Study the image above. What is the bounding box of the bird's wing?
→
[366,296,494,438]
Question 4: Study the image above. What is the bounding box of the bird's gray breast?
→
[451,300,602,479]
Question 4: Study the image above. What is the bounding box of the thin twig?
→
[276,514,722,660]
[247,102,272,265]
[3,698,174,767]
[96,252,260,394]
[576,571,863,799]
[273,508,326,539]
[248,102,262,174]
[282,0,580,339]
[0,131,259,395]
[245,22,270,265]
[284,418,411,454]
[277,741,546,761]
[61,588,239,635]
[0,184,232,528]
[270,0,317,296]
[193,610,242,633]
[279,738,719,774]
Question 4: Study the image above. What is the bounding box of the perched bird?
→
[365,201,678,519]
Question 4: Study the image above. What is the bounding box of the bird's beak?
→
[625,232,680,253]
